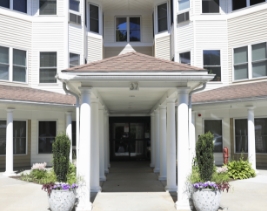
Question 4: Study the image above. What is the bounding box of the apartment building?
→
[0,0,267,210]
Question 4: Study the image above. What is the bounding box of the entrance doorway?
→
[110,117,150,161]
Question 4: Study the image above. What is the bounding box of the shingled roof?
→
[192,81,267,104]
[62,52,204,72]
[0,85,75,105]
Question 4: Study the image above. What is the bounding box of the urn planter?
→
[192,189,221,211]
[48,189,76,211]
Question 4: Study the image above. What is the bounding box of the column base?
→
[165,185,177,192]
[3,171,16,177]
[100,176,106,181]
[105,169,109,174]
[91,186,102,192]
[76,203,93,211]
[158,176,167,181]
[150,163,155,168]
[175,200,190,211]
[153,168,159,173]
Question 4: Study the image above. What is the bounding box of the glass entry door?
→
[110,117,150,161]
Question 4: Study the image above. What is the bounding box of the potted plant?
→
[189,132,230,211]
[42,134,78,211]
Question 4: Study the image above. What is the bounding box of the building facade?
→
[0,0,267,210]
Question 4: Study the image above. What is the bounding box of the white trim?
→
[0,99,75,107]
[87,2,100,35]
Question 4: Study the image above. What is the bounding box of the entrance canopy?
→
[57,52,214,115]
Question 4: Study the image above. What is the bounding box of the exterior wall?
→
[155,35,171,60]
[69,25,83,57]
[87,35,103,62]
[104,46,152,58]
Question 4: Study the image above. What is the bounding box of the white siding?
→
[69,24,83,55]
[155,35,171,60]
[228,9,267,83]
[87,36,103,63]
[104,46,152,58]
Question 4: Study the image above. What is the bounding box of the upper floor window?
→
[202,0,219,13]
[69,0,79,12]
[39,0,57,15]
[203,50,221,81]
[39,52,57,83]
[232,0,265,11]
[179,52,191,65]
[157,3,168,32]
[0,0,27,13]
[70,53,80,68]
[234,42,267,80]
[116,17,140,42]
[179,0,190,11]
[0,46,27,82]
[89,4,99,33]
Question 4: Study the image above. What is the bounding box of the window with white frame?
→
[234,42,267,80]
[0,120,27,155]
[235,118,267,153]
[202,0,220,13]
[69,0,79,12]
[39,52,57,83]
[157,3,168,33]
[116,17,141,42]
[203,50,221,81]
[69,53,80,68]
[179,0,190,11]
[179,52,190,65]
[89,4,99,33]
[0,46,27,82]
[232,0,265,11]
[39,0,57,15]
[204,120,223,152]
[0,0,27,13]
[38,121,56,153]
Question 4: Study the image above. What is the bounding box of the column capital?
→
[6,108,15,113]
[78,87,92,94]
[176,87,190,94]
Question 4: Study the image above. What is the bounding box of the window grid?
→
[116,17,141,42]
[203,50,221,82]
[39,52,57,83]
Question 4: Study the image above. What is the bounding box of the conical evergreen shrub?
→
[196,132,214,181]
[52,134,70,182]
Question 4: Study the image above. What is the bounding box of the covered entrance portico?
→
[57,52,214,211]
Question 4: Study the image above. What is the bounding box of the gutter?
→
[63,83,80,175]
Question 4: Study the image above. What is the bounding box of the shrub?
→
[53,134,70,182]
[227,155,256,180]
[31,162,47,171]
[196,132,214,181]
[66,162,77,185]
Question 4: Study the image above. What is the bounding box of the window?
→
[39,52,57,83]
[157,3,168,32]
[13,49,26,82]
[204,120,223,152]
[252,42,267,78]
[203,50,221,81]
[69,53,80,68]
[39,0,57,15]
[235,118,267,153]
[0,0,9,9]
[0,46,9,81]
[69,0,79,12]
[179,52,190,65]
[0,121,27,155]
[232,0,246,10]
[89,4,99,33]
[179,0,190,11]
[13,0,27,13]
[38,121,56,153]
[234,46,248,80]
[250,0,265,6]
[116,17,141,42]
[202,0,219,13]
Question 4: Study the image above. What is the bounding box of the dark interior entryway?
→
[109,117,150,161]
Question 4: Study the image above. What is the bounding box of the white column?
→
[175,88,190,211]
[189,111,196,167]
[247,107,256,171]
[91,99,101,192]
[150,113,155,168]
[107,113,110,168]
[153,109,160,173]
[159,105,167,180]
[66,112,72,161]
[76,88,92,211]
[99,106,106,181]
[4,108,15,176]
[104,110,109,173]
[166,98,176,191]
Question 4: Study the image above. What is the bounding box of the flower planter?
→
[48,189,76,211]
[192,189,221,211]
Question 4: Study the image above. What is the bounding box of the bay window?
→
[0,0,27,13]
[39,52,57,83]
[203,50,221,81]
[89,4,99,33]
[38,121,56,153]
[157,3,168,32]
[39,0,57,15]
[0,46,9,81]
[202,0,220,13]
[232,0,265,11]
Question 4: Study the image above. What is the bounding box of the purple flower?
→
[193,182,218,190]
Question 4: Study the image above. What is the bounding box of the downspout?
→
[188,82,207,164]
[63,83,80,175]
